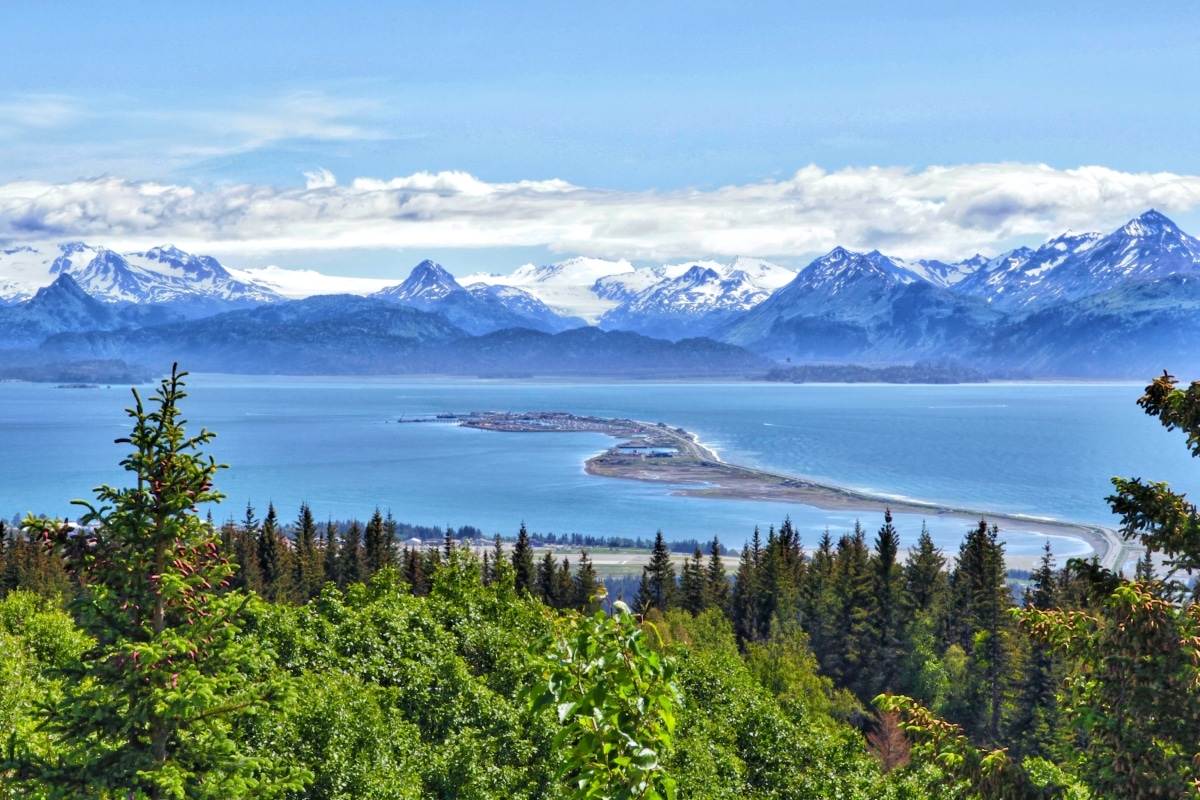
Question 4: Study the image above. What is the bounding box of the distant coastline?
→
[455,410,1132,571]
[763,360,988,384]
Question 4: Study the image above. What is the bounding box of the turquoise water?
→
[2,375,1197,557]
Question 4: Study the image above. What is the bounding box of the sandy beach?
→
[461,411,1134,571]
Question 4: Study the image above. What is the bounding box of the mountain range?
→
[40,294,765,377]
[3,209,1200,377]
[371,259,585,334]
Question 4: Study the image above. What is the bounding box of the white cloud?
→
[0,89,408,181]
[303,168,338,190]
[0,94,82,136]
[2,163,1199,263]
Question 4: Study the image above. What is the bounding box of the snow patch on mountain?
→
[373,260,461,304]
[0,242,279,305]
[226,265,396,298]
[463,257,636,322]
[955,210,1200,309]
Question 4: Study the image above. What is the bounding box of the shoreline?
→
[456,411,1132,571]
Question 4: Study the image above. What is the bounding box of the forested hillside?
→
[0,367,1197,798]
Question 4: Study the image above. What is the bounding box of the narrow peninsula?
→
[421,411,1132,570]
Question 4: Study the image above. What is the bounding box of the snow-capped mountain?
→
[0,242,279,307]
[954,210,1200,310]
[373,259,461,305]
[7,209,1200,377]
[371,260,582,334]
[789,247,926,292]
[0,273,179,348]
[470,255,794,339]
[591,262,705,304]
[893,254,989,288]
[465,283,586,332]
[724,256,798,290]
[225,265,396,298]
[0,246,51,304]
[988,273,1200,376]
[952,232,1104,309]
[599,263,786,339]
[717,247,1000,360]
[464,257,636,322]
[593,257,794,306]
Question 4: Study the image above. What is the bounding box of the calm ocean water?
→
[2,375,1196,557]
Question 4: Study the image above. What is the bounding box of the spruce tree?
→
[829,523,875,696]
[484,533,503,584]
[1009,541,1059,758]
[704,536,729,611]
[242,501,258,535]
[234,502,263,593]
[554,558,574,609]
[800,529,835,654]
[14,365,300,798]
[257,502,287,601]
[382,511,397,567]
[403,547,428,595]
[512,522,535,594]
[634,571,654,616]
[903,522,947,615]
[731,543,760,641]
[574,550,599,611]
[364,508,385,576]
[758,525,778,635]
[422,547,441,582]
[537,551,559,604]
[340,520,364,586]
[322,519,339,588]
[294,502,319,599]
[679,546,706,614]
[641,530,676,612]
[951,520,1013,743]
[1134,549,1155,582]
[871,509,905,695]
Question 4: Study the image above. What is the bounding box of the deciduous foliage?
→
[531,596,681,800]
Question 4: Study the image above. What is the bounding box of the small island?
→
[447,410,1130,571]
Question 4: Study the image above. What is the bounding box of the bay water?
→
[2,375,1196,557]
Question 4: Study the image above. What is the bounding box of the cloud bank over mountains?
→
[2,163,1200,265]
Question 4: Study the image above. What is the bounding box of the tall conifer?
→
[870,509,905,695]
[731,543,760,641]
[537,551,559,604]
[340,520,364,586]
[322,520,339,588]
[1009,541,1059,757]
[903,523,947,615]
[704,536,729,611]
[679,546,706,614]
[257,502,288,601]
[15,366,300,797]
[512,523,535,593]
[951,520,1013,742]
[363,508,385,576]
[574,550,599,611]
[641,530,676,612]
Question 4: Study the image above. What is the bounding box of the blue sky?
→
[2,2,1199,276]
